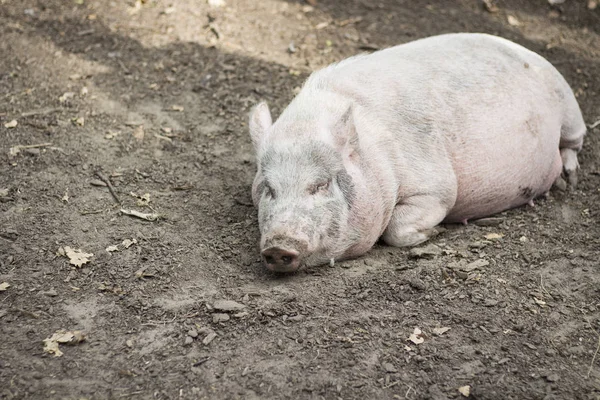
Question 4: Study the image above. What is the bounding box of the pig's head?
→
[249,102,359,272]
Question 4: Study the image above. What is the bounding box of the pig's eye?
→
[309,180,330,195]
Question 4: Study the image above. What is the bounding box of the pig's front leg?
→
[381,195,451,247]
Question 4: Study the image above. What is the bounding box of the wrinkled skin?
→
[249,33,586,272]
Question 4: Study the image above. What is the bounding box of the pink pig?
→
[249,33,585,272]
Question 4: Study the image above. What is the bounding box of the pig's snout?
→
[261,247,300,272]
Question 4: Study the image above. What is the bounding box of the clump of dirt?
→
[1,0,599,399]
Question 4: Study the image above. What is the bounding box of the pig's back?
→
[314,33,573,222]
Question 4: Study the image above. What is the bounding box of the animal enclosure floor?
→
[1,0,599,399]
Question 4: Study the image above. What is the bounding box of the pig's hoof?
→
[563,169,578,188]
[560,148,579,189]
[553,176,567,192]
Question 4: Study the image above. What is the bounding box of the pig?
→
[249,33,586,272]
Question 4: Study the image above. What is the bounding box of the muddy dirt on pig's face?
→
[249,103,358,272]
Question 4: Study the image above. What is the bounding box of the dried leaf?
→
[0,282,10,291]
[62,190,69,203]
[132,125,145,141]
[122,238,137,248]
[43,339,63,356]
[507,15,521,26]
[43,329,86,357]
[59,92,75,103]
[137,193,150,206]
[484,233,503,240]
[208,0,226,7]
[534,297,546,306]
[432,327,451,336]
[106,245,119,253]
[4,120,18,128]
[458,385,471,397]
[105,130,120,140]
[63,246,93,267]
[120,208,159,221]
[408,327,424,345]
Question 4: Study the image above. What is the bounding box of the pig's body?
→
[250,33,585,271]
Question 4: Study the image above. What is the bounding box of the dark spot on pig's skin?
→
[520,186,534,199]
[336,170,355,208]
[326,209,341,238]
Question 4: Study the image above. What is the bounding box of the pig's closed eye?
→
[265,184,276,199]
[308,180,330,195]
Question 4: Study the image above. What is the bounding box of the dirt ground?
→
[1,0,599,399]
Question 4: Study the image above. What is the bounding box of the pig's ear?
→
[249,102,272,150]
[333,106,359,156]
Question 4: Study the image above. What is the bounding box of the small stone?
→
[41,289,58,297]
[203,331,217,345]
[25,148,40,156]
[382,362,397,373]
[554,177,567,191]
[212,299,245,312]
[90,179,107,187]
[463,259,489,272]
[212,313,230,323]
[31,371,43,380]
[408,277,427,291]
[484,298,498,307]
[473,217,504,227]
[233,311,249,318]
[545,374,559,382]
[545,348,556,356]
[184,336,194,345]
[126,339,134,348]
[288,314,304,322]
[409,244,442,259]
[187,329,198,338]
[456,270,469,280]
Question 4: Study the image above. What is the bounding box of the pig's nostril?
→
[261,247,300,271]
[281,255,292,264]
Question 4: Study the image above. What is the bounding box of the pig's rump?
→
[439,54,566,222]
[322,33,576,223]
